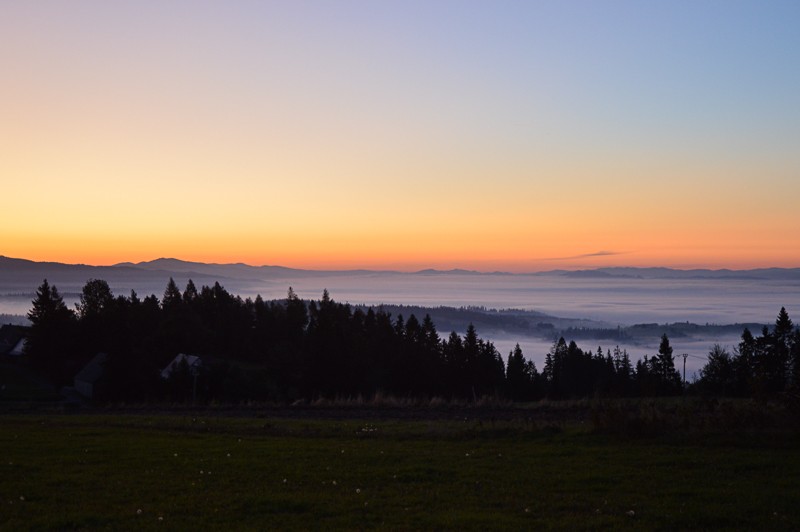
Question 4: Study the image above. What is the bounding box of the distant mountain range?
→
[3,255,800,283]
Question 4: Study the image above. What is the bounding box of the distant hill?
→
[113,258,297,281]
[0,256,244,303]
[0,255,165,285]
[357,304,606,337]
[113,258,800,282]
[113,258,395,279]
[414,268,485,275]
[4,255,800,285]
[108,258,800,282]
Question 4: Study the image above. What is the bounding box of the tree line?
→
[696,307,800,397]
[22,278,799,402]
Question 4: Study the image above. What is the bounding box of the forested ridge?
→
[20,278,800,403]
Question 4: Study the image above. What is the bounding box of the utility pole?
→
[682,353,688,389]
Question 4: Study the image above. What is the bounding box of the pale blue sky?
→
[2,1,799,269]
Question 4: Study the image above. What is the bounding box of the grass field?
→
[1,408,798,530]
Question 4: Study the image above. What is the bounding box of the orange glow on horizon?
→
[3,234,798,274]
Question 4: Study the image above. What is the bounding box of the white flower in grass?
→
[356,488,361,494]
[626,510,635,517]
[332,480,337,486]
[136,509,142,515]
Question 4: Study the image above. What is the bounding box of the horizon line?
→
[2,254,799,275]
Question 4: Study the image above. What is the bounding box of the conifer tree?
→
[652,334,681,392]
[162,277,182,312]
[421,314,440,354]
[773,307,794,389]
[76,279,113,320]
[25,279,77,384]
[183,279,199,304]
[506,344,530,400]
[286,287,308,340]
[734,328,756,395]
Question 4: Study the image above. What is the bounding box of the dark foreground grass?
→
[0,412,798,530]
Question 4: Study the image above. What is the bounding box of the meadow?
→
[1,403,798,530]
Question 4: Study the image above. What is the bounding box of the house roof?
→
[0,324,29,356]
[74,352,108,384]
[161,353,202,379]
[9,338,26,356]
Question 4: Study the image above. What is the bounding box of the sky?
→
[2,1,799,272]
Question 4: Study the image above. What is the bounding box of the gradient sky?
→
[2,1,799,272]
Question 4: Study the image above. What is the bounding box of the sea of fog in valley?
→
[2,258,799,378]
[267,273,796,325]
[265,274,796,376]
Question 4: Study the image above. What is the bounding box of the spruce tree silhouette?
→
[26,279,77,384]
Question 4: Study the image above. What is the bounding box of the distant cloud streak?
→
[544,251,626,261]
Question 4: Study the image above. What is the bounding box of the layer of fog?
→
[254,273,797,326]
